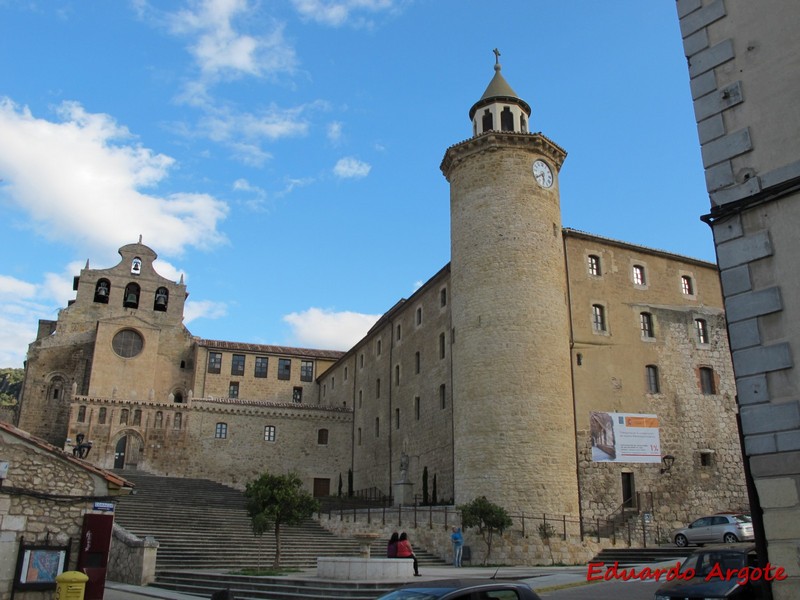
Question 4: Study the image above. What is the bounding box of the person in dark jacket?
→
[396,531,420,576]
[387,531,399,558]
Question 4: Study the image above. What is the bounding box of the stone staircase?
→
[113,472,447,574]
[589,546,690,566]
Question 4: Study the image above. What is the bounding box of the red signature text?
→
[586,561,787,585]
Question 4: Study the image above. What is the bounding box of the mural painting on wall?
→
[590,412,661,463]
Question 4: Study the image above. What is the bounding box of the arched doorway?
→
[113,431,144,470]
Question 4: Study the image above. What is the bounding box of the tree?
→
[458,496,512,565]
[432,474,438,505]
[422,466,429,505]
[0,368,23,405]
[347,468,353,497]
[244,472,320,568]
[338,473,343,497]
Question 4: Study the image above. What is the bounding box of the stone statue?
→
[399,452,410,482]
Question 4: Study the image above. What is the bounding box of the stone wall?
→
[107,525,158,585]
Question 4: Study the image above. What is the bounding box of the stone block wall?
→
[107,525,158,585]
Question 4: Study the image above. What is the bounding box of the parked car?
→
[654,544,768,599]
[375,578,542,600]
[671,513,753,547]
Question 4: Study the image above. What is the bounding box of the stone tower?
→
[441,54,580,516]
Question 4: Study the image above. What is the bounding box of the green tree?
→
[432,474,438,505]
[347,468,353,497]
[422,466,429,505]
[458,496,513,565]
[244,472,320,568]
[338,473,343,497]
[0,368,24,405]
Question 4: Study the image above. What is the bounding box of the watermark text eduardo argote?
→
[587,561,787,585]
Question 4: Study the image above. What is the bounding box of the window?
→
[208,352,222,374]
[231,354,245,376]
[640,312,654,338]
[228,382,239,398]
[440,288,447,307]
[264,425,275,442]
[331,377,335,390]
[501,106,514,131]
[112,329,144,358]
[377,339,382,355]
[416,307,422,325]
[292,387,303,403]
[439,332,446,359]
[98,407,106,424]
[133,409,141,426]
[154,411,163,428]
[360,353,364,368]
[681,275,694,295]
[278,358,291,380]
[415,351,420,374]
[700,451,714,467]
[439,384,446,409]
[415,396,420,420]
[174,412,182,429]
[77,406,86,423]
[376,378,381,398]
[255,356,268,378]
[344,367,348,381]
[357,427,362,446]
[646,365,660,393]
[695,318,710,344]
[120,409,128,425]
[215,422,228,439]
[633,265,646,286]
[588,255,601,276]
[301,360,313,382]
[318,428,329,445]
[358,389,363,408]
[395,365,401,386]
[395,408,400,429]
[592,304,607,332]
[396,324,402,340]
[482,108,493,131]
[375,417,380,437]
[700,367,716,394]
[94,279,110,303]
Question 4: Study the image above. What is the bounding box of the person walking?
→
[387,532,399,558]
[451,526,464,567]
[396,531,420,576]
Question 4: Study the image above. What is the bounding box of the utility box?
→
[55,571,88,600]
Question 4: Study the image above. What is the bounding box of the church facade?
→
[15,59,748,529]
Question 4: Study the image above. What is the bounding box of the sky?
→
[0,1,712,368]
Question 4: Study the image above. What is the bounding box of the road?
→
[538,579,661,599]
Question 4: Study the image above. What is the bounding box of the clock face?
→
[532,160,553,188]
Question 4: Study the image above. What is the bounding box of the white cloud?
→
[333,156,371,179]
[291,0,400,27]
[0,275,37,300]
[0,98,229,258]
[327,121,343,144]
[167,0,297,79]
[184,299,228,324]
[283,307,380,349]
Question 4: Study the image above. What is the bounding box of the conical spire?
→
[469,49,531,135]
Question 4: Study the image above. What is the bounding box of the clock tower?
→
[441,53,580,517]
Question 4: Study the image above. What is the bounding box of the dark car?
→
[375,578,541,600]
[654,544,769,599]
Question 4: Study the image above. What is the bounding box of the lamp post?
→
[660,454,675,474]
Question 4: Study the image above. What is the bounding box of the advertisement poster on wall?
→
[590,411,661,463]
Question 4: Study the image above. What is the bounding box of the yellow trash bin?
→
[54,571,89,600]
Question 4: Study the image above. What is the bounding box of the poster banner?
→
[590,412,661,463]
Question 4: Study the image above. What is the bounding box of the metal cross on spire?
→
[493,48,501,64]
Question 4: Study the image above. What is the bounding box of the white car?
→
[671,513,753,547]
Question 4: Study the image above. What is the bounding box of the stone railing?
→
[107,524,159,585]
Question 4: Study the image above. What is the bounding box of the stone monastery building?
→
[16,58,748,528]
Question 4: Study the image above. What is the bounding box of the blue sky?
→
[0,1,710,368]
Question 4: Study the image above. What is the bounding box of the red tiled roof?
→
[196,339,346,360]
[0,420,134,492]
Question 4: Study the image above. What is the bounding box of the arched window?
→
[94,279,110,303]
[154,287,169,311]
[174,391,184,404]
[131,257,142,275]
[120,409,129,425]
[98,407,107,424]
[482,109,493,132]
[174,412,182,429]
[48,376,65,401]
[501,106,514,131]
[317,428,329,445]
[520,115,528,133]
[133,409,142,426]
[123,283,140,309]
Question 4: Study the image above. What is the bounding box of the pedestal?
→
[393,481,413,506]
